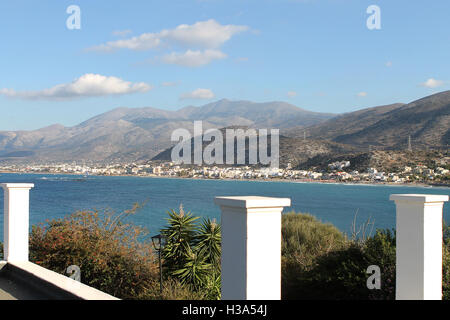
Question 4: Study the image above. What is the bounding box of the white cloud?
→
[357,92,368,97]
[88,34,161,52]
[385,61,392,67]
[160,19,248,48]
[88,19,249,52]
[420,78,444,88]
[180,88,215,100]
[287,91,297,98]
[161,49,227,67]
[0,74,152,101]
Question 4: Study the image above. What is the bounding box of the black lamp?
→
[151,234,163,251]
[151,234,165,294]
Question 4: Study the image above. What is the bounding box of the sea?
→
[0,173,449,240]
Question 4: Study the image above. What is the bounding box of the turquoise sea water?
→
[0,173,449,239]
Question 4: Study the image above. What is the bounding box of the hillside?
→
[297,150,450,172]
[0,99,334,162]
[1,91,448,164]
[287,91,450,148]
[152,126,357,168]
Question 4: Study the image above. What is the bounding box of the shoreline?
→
[1,170,448,189]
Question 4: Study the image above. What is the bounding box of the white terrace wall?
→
[216,194,449,300]
[215,196,290,300]
[1,183,34,262]
[2,183,448,300]
[1,183,118,300]
[390,194,449,300]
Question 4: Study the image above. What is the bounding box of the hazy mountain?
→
[178,99,334,128]
[287,91,450,148]
[2,91,447,164]
[0,99,334,162]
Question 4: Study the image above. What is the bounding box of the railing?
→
[1,183,118,300]
[1,183,449,300]
[214,194,449,300]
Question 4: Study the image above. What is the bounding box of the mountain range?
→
[0,91,449,164]
[287,90,450,148]
[0,99,334,162]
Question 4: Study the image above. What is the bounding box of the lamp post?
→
[151,234,165,294]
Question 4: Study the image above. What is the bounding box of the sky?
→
[0,0,449,130]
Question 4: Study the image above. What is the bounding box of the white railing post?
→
[214,196,291,300]
[1,183,34,262]
[390,194,449,300]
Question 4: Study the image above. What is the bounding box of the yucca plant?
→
[195,218,221,269]
[202,272,221,300]
[171,246,212,289]
[160,206,222,299]
[195,218,221,299]
[161,204,199,274]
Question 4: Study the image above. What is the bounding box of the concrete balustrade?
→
[0,182,118,299]
[2,182,449,301]
[390,194,449,300]
[214,196,291,300]
[1,183,34,262]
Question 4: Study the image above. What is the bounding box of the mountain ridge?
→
[1,91,448,163]
[0,99,334,162]
[286,90,450,148]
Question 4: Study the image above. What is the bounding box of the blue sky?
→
[0,0,449,130]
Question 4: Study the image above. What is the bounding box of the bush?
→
[281,213,450,300]
[25,205,450,300]
[281,212,348,299]
[443,224,450,300]
[161,205,221,300]
[293,244,371,299]
[27,203,220,300]
[135,277,206,300]
[29,204,160,299]
[282,212,347,265]
[281,213,396,300]
[298,229,396,300]
[364,229,396,300]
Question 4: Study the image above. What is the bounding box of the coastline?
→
[1,170,448,189]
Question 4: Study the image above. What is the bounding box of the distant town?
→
[1,159,449,186]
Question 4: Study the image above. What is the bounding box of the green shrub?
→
[135,277,207,300]
[161,205,199,275]
[443,224,450,299]
[160,205,221,300]
[281,212,347,299]
[282,212,347,263]
[281,214,450,300]
[29,204,160,299]
[281,213,396,300]
[299,229,396,300]
[364,229,396,300]
[25,204,450,300]
[294,244,371,299]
